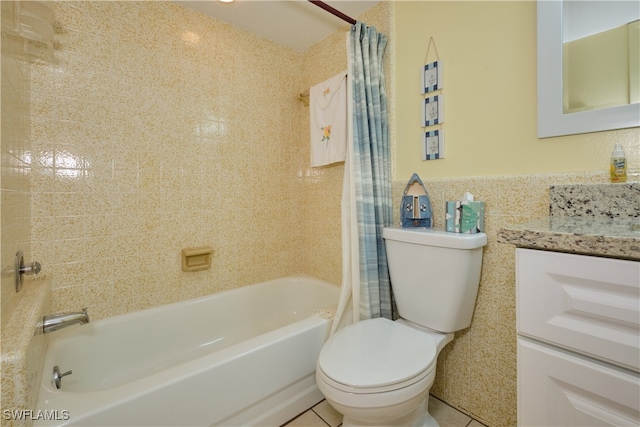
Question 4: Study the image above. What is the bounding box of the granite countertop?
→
[497,217,640,261]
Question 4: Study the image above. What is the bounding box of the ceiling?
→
[175,0,380,52]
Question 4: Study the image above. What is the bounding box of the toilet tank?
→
[383,227,487,333]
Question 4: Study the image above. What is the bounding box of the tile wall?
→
[30,0,392,319]
[1,0,33,326]
[31,1,312,319]
[1,2,51,423]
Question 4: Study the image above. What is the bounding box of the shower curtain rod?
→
[308,0,357,25]
[296,1,354,106]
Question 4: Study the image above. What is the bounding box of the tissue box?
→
[446,200,485,234]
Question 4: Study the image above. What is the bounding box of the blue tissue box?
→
[445,201,485,234]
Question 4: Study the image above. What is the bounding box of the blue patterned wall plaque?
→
[423,129,444,160]
[422,95,444,127]
[422,60,442,93]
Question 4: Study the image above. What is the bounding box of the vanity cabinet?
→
[516,248,640,426]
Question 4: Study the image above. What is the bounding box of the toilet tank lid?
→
[383,227,487,249]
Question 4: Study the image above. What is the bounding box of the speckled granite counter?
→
[498,183,639,260]
[497,217,640,260]
[549,183,639,218]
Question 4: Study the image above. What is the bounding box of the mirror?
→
[537,0,640,138]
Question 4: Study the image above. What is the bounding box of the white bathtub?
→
[35,276,339,427]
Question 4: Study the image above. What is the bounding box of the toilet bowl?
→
[316,318,452,427]
[316,227,487,427]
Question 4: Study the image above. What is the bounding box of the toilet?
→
[316,227,487,427]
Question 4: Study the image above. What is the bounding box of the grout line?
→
[431,395,486,427]
[310,408,333,427]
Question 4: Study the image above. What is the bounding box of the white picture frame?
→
[422,95,444,127]
[423,129,444,160]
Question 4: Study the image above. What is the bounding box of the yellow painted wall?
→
[564,24,631,113]
[394,1,639,180]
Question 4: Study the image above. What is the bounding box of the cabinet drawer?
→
[517,248,640,372]
[518,338,640,427]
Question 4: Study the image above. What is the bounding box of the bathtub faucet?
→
[42,308,90,334]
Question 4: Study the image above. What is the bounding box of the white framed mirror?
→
[537,0,640,138]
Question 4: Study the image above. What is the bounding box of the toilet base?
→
[336,395,439,427]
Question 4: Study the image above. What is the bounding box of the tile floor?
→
[283,395,487,427]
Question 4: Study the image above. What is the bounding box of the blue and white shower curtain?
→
[332,21,393,334]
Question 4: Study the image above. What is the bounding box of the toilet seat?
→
[318,318,437,394]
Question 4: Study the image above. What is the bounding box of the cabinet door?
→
[517,249,640,371]
[518,338,640,427]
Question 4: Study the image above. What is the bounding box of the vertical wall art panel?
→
[423,129,444,160]
[423,94,444,127]
[422,60,442,93]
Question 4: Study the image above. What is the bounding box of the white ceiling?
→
[175,0,380,52]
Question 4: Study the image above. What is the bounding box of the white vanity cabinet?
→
[516,248,640,426]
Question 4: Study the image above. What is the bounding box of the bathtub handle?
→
[53,365,72,389]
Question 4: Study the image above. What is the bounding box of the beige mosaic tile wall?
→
[29,1,392,319]
[30,1,313,319]
[1,3,50,424]
[1,0,33,327]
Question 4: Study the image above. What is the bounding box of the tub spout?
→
[42,308,89,334]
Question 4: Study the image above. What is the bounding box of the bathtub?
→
[35,276,339,427]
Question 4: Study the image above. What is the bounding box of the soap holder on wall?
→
[181,246,213,272]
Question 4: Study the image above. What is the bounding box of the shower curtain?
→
[331,22,393,335]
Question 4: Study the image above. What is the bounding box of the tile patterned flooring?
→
[284,395,487,427]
